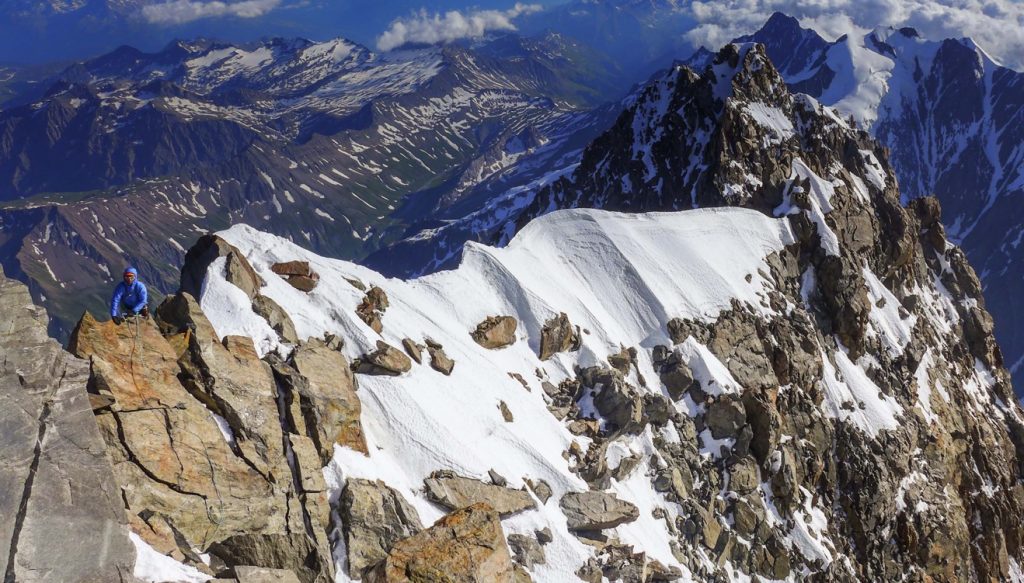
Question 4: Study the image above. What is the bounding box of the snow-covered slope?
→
[203,209,794,579]
[281,39,1024,581]
[195,179,1024,580]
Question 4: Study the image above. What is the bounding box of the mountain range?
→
[370,13,1024,396]
[3,39,1023,582]
[0,31,616,338]
[0,9,1023,400]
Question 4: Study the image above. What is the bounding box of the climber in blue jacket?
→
[110,267,149,324]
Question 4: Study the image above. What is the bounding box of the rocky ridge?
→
[190,42,1024,581]
[734,12,1024,395]
[2,38,1023,583]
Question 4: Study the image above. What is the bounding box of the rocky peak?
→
[511,41,879,229]
[346,37,1024,580]
[735,13,830,77]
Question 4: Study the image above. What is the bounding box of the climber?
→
[110,267,149,324]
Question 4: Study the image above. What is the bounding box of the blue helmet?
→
[123,267,138,278]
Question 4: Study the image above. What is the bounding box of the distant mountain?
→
[0,32,612,337]
[517,0,697,81]
[735,12,1024,394]
[377,12,1024,398]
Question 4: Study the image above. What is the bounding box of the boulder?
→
[424,472,536,518]
[559,491,639,530]
[499,400,515,422]
[288,340,368,459]
[539,312,580,360]
[401,338,423,364]
[271,261,319,292]
[471,316,518,349]
[425,339,455,375]
[252,295,299,344]
[357,340,413,375]
[507,533,546,569]
[705,395,747,439]
[728,456,760,495]
[526,479,553,504]
[341,479,423,578]
[0,273,136,582]
[733,494,766,538]
[364,504,517,582]
[607,347,636,374]
[659,353,696,401]
[590,374,644,434]
[705,305,777,390]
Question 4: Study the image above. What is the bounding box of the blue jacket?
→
[110,270,148,317]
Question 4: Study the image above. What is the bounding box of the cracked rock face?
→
[68,295,345,582]
[341,478,423,578]
[0,270,137,582]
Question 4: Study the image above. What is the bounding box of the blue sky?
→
[0,1,570,63]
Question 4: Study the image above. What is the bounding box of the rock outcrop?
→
[356,286,389,333]
[341,479,423,578]
[364,504,518,582]
[560,491,640,530]
[61,283,376,581]
[471,316,518,349]
[424,471,536,518]
[0,270,137,582]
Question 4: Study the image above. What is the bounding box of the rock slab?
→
[0,270,136,582]
[560,491,640,530]
[424,472,536,518]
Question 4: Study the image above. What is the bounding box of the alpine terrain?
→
[2,40,1023,583]
[732,13,1024,394]
[0,32,614,337]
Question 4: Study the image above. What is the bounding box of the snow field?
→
[200,207,794,581]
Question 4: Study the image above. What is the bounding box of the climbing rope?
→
[124,313,144,399]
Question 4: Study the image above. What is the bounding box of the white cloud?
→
[142,0,282,25]
[683,0,1024,70]
[375,3,543,52]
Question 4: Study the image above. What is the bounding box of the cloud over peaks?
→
[142,0,282,25]
[684,0,1024,70]
[376,3,542,52]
